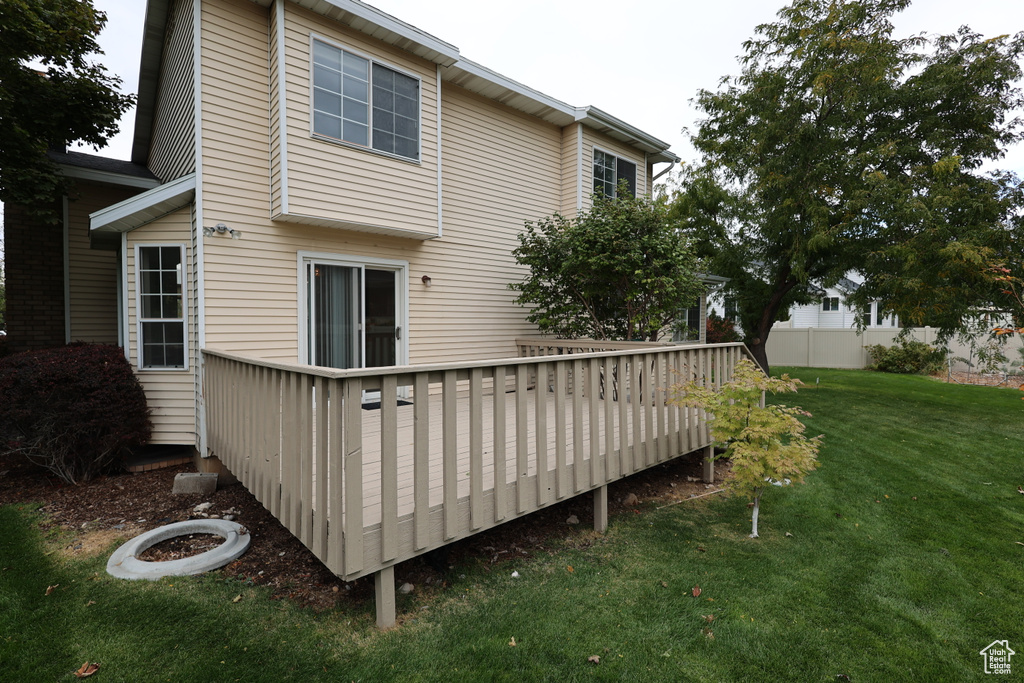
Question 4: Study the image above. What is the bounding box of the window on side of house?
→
[822,296,840,312]
[723,297,739,321]
[311,38,420,161]
[593,149,637,198]
[673,300,702,342]
[137,245,186,369]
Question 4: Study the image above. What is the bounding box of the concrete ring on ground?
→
[106,519,250,580]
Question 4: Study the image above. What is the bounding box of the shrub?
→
[865,339,946,375]
[706,310,742,344]
[0,343,152,484]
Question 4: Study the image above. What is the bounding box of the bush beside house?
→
[0,343,152,483]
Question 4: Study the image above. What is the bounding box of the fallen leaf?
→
[566,566,574,573]
[703,627,714,640]
[86,601,96,607]
[508,637,516,647]
[691,585,702,598]
[45,585,58,596]
[703,614,715,623]
[74,662,100,678]
[785,532,793,538]
[1018,486,1024,495]
[587,655,600,664]
[661,581,668,588]
[232,595,242,603]
[696,546,706,552]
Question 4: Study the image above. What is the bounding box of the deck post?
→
[594,485,608,533]
[374,566,396,629]
[702,444,715,484]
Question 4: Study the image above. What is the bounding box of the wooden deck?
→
[202,340,751,626]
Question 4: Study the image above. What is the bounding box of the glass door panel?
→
[310,263,360,370]
[364,268,397,368]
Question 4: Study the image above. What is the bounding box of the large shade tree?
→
[670,0,1024,372]
[0,0,134,224]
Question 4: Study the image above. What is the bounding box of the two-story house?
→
[4,0,754,627]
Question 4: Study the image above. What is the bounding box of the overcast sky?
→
[83,0,1024,176]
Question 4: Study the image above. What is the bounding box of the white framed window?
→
[822,296,840,312]
[673,300,703,343]
[311,37,420,161]
[593,148,637,198]
[136,244,187,370]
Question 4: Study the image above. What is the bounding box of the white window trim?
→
[296,251,409,369]
[308,33,423,165]
[135,243,189,371]
[592,145,638,198]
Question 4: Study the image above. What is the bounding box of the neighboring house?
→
[781,273,898,329]
[4,0,688,454]
[706,272,897,332]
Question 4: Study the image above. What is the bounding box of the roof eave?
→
[91,173,196,233]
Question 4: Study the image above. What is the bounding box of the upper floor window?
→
[137,245,186,369]
[593,149,636,198]
[311,39,420,161]
[822,296,840,312]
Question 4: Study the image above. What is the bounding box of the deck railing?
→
[202,341,751,624]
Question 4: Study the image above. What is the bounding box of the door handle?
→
[395,326,401,340]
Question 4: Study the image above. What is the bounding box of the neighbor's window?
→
[822,296,840,312]
[137,245,186,369]
[312,38,420,161]
[593,149,637,198]
[673,300,702,342]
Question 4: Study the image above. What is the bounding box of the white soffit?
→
[254,0,459,66]
[90,173,196,233]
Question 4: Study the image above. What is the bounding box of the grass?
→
[2,368,1022,681]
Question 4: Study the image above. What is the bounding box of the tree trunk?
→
[748,339,771,376]
[746,271,799,376]
[750,490,762,538]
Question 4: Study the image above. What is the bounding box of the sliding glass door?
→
[303,255,405,372]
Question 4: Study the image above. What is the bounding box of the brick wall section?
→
[3,201,66,353]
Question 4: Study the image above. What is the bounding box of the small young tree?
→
[672,359,821,538]
[510,186,704,341]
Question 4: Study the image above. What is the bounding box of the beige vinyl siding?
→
[67,183,137,343]
[125,207,197,445]
[148,0,196,183]
[197,0,565,366]
[269,1,283,217]
[580,128,648,210]
[277,4,439,236]
[559,123,580,216]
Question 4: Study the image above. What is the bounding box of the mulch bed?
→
[938,371,1024,388]
[0,449,725,612]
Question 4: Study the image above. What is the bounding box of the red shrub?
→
[0,343,152,484]
[706,310,742,344]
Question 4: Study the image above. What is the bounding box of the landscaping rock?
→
[399,582,414,594]
[193,501,214,512]
[173,473,218,496]
[566,515,579,525]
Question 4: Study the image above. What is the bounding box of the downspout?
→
[193,0,208,457]
[652,159,676,183]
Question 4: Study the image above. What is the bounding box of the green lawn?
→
[2,368,1022,681]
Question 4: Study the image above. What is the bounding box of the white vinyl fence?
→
[766,327,1024,372]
